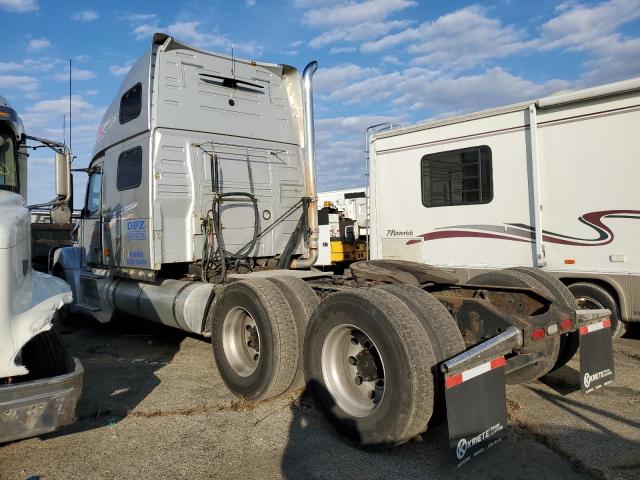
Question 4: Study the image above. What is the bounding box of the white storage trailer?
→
[53,33,614,462]
[369,77,640,338]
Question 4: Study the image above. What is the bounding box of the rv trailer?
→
[51,33,614,461]
[0,95,83,443]
[369,77,640,339]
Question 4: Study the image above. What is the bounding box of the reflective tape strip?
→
[445,356,506,389]
[579,319,611,335]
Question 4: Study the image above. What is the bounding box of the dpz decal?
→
[126,250,147,266]
[127,219,146,241]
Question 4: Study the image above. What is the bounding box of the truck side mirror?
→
[55,152,70,199]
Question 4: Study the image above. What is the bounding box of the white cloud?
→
[537,0,640,85]
[0,74,38,92]
[110,63,133,76]
[309,19,410,48]
[539,0,640,51]
[0,0,37,12]
[381,55,401,65]
[579,35,640,85]
[321,65,570,114]
[314,114,401,191]
[330,46,356,54]
[0,62,24,72]
[26,38,50,52]
[303,0,416,27]
[314,63,380,94]
[0,57,63,74]
[361,6,531,72]
[130,18,261,55]
[71,9,99,22]
[54,68,97,81]
[398,67,569,114]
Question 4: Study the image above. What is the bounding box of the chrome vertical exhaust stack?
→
[291,60,319,269]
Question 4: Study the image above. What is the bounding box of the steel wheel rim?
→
[575,296,604,311]
[222,306,260,377]
[321,324,386,417]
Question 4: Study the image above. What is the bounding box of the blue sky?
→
[1,0,639,206]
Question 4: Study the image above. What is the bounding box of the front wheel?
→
[19,328,75,381]
[304,288,436,448]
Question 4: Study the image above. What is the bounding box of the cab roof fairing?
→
[91,48,153,162]
[90,32,302,166]
[151,32,295,73]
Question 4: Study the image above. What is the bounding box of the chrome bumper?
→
[0,358,83,443]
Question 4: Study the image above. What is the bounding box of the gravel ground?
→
[1,316,638,480]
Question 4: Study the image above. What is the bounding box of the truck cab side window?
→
[421,146,493,207]
[119,83,142,124]
[117,146,142,190]
[85,170,102,217]
[0,131,18,193]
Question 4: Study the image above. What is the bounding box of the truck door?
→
[81,166,103,265]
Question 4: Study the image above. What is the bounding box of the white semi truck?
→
[368,77,640,339]
[52,33,612,462]
[0,96,83,443]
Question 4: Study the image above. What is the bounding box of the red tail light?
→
[531,328,545,341]
[560,318,572,331]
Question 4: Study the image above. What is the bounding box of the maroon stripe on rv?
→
[407,231,534,245]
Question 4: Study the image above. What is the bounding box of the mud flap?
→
[444,356,508,467]
[579,319,614,393]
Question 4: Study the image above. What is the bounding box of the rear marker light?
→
[560,318,572,331]
[547,324,559,335]
[564,259,576,265]
[531,328,545,341]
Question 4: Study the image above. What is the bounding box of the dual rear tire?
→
[211,277,464,448]
[211,277,318,400]
[304,286,464,447]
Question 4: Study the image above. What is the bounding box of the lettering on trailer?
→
[386,229,414,237]
[445,356,508,467]
[579,319,615,393]
[126,250,147,266]
[126,219,146,241]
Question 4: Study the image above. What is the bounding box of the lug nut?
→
[355,376,363,385]
[348,356,357,365]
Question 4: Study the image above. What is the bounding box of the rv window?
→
[119,83,142,124]
[421,146,493,207]
[117,146,142,190]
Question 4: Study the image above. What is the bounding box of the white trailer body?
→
[369,77,640,331]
